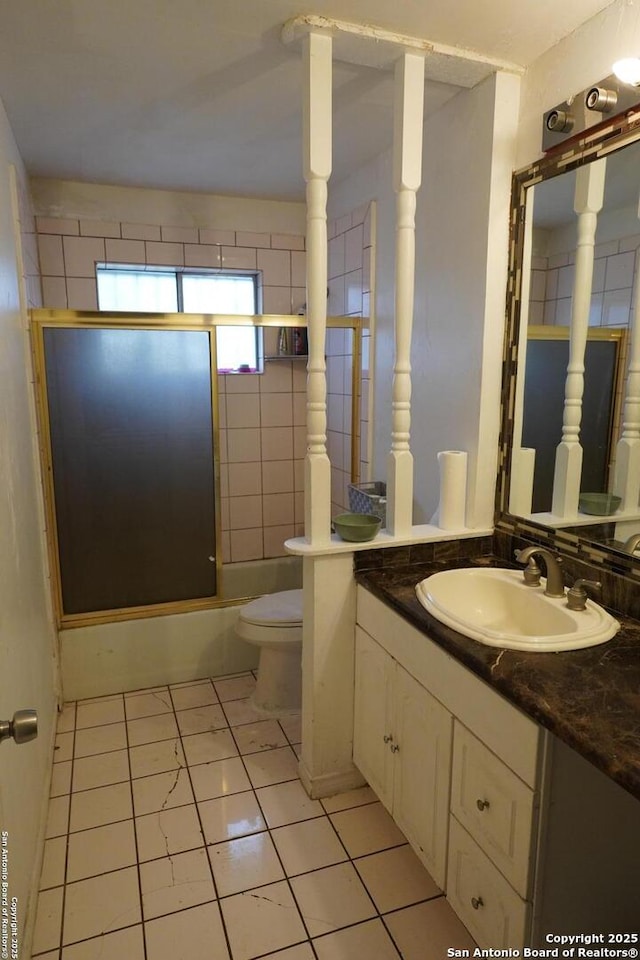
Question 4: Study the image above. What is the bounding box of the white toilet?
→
[236,589,303,715]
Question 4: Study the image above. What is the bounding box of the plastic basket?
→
[348,481,387,526]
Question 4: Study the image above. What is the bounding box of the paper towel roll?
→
[435,450,467,530]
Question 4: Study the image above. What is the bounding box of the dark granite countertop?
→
[355,555,640,802]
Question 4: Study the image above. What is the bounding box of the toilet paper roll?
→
[433,450,467,530]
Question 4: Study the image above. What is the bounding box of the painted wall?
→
[0,96,59,956]
[516,0,640,168]
[329,72,520,528]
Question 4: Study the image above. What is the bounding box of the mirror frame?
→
[495,107,640,575]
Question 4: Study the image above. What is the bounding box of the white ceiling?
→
[0,0,617,201]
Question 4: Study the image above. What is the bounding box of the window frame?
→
[96,263,263,373]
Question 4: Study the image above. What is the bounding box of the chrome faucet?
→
[515,546,565,598]
[623,533,640,555]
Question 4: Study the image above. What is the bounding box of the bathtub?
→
[59,556,303,700]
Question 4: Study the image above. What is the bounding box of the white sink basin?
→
[415,567,620,651]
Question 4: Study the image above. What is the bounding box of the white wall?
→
[0,96,58,956]
[517,0,640,168]
[330,71,520,527]
[32,177,306,234]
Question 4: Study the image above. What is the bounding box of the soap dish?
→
[578,493,622,516]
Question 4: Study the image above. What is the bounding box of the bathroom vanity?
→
[354,558,640,947]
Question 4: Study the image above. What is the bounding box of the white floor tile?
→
[135,804,203,862]
[175,703,228,736]
[72,751,129,792]
[329,802,406,858]
[144,902,230,960]
[232,719,289,755]
[126,712,179,747]
[182,729,238,766]
[261,946,316,960]
[290,862,376,937]
[214,674,256,702]
[170,681,219,711]
[50,760,72,797]
[75,698,125,729]
[54,732,74,763]
[243,745,299,788]
[278,714,302,744]
[31,886,63,954]
[62,867,141,945]
[132,767,194,816]
[256,779,323,828]
[189,756,251,802]
[222,698,265,726]
[208,831,284,896]
[313,918,401,960]
[221,880,307,960]
[56,703,76,734]
[129,738,185,779]
[45,795,70,838]
[124,689,173,720]
[66,820,137,882]
[383,898,477,960]
[39,836,67,890]
[199,792,266,845]
[74,723,127,758]
[321,785,377,814]
[271,817,348,877]
[139,848,216,920]
[61,924,145,959]
[354,844,441,913]
[69,781,133,832]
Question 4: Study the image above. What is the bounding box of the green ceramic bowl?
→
[578,493,622,516]
[333,512,382,542]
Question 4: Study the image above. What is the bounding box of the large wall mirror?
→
[497,110,640,571]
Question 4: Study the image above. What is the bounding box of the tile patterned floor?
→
[34,671,477,960]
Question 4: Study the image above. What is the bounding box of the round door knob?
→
[476,798,490,812]
[0,709,38,746]
[471,896,484,910]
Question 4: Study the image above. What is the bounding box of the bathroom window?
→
[96,265,261,373]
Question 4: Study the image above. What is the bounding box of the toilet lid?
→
[240,589,303,626]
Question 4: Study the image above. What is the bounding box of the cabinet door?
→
[353,627,394,810]
[393,664,453,889]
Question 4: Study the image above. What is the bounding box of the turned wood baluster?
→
[552,159,606,518]
[614,196,640,511]
[386,52,425,536]
[303,32,332,545]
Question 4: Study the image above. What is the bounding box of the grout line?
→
[122,699,148,960]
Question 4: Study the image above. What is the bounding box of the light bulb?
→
[612,57,640,86]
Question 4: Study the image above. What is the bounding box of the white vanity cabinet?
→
[354,586,640,947]
[354,625,452,888]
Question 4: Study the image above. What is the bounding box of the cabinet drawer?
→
[447,816,529,948]
[451,722,536,897]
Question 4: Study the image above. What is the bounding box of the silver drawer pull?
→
[471,896,484,910]
[383,734,393,743]
[476,798,490,812]
[390,743,400,753]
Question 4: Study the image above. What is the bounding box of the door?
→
[393,664,453,889]
[353,627,394,809]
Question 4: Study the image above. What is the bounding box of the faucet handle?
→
[522,557,542,587]
[566,579,602,611]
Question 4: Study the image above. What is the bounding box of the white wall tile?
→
[258,249,291,286]
[38,234,65,276]
[271,234,304,251]
[41,276,68,308]
[229,495,263,530]
[328,234,345,281]
[200,228,235,246]
[604,251,635,291]
[263,525,294,558]
[37,216,79,235]
[63,236,106,277]
[602,289,632,326]
[225,372,259,393]
[66,278,98,310]
[226,393,260,429]
[185,244,221,269]
[230,528,263,562]
[262,460,294,494]
[161,225,198,244]
[262,493,294,526]
[80,220,121,238]
[262,287,292,314]
[261,393,293,427]
[122,223,161,241]
[345,225,363,274]
[145,241,184,266]
[261,362,292,393]
[221,246,257,270]
[291,251,306,288]
[105,238,146,264]
[236,231,270,248]
[261,427,293,461]
[592,257,606,294]
[227,428,262,463]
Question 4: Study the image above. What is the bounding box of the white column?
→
[386,53,425,537]
[303,31,332,545]
[614,196,640,511]
[552,159,606,518]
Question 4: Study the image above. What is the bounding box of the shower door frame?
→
[30,309,363,629]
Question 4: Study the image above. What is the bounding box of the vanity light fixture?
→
[612,57,640,87]
[542,69,640,151]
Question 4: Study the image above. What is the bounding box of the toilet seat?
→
[239,589,303,628]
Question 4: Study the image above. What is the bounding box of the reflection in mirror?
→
[499,112,640,567]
